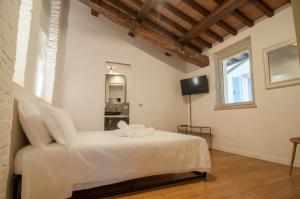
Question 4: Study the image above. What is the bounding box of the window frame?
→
[214,37,257,110]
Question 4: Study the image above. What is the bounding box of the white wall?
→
[55,0,188,132]
[186,6,300,167]
[0,1,20,199]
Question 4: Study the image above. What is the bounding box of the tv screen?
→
[180,75,209,95]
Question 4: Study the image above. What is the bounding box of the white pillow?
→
[39,103,77,145]
[18,100,53,147]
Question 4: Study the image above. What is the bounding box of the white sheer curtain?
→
[14,0,63,103]
[13,0,33,86]
[43,0,63,103]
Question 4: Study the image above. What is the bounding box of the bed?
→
[14,130,211,199]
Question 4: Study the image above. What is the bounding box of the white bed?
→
[15,130,211,199]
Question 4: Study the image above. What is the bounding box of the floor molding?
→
[214,145,300,168]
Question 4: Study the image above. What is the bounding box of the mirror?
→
[263,39,300,89]
[105,74,127,103]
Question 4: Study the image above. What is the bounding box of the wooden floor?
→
[107,150,300,199]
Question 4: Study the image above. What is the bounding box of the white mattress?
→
[15,145,35,175]
[15,130,211,199]
[14,144,117,191]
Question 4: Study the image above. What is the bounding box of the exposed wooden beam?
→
[214,0,254,27]
[78,0,209,67]
[129,0,205,50]
[91,9,99,17]
[232,9,254,27]
[90,0,102,17]
[109,0,202,52]
[132,0,223,45]
[206,29,223,42]
[179,0,249,43]
[252,0,274,17]
[164,52,171,57]
[144,20,203,52]
[128,31,135,37]
[182,0,236,36]
[195,38,212,49]
[216,21,237,35]
[136,0,158,22]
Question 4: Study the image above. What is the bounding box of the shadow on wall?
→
[181,92,209,105]
[80,5,189,73]
[126,36,188,73]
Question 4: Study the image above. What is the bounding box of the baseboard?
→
[213,145,300,168]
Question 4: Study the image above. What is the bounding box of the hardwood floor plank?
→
[107,150,300,199]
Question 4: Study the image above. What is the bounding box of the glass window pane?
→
[222,51,253,104]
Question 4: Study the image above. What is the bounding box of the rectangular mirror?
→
[105,74,127,103]
[263,39,300,89]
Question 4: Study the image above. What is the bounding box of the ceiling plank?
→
[179,0,249,43]
[231,9,254,27]
[132,0,224,45]
[182,0,236,36]
[251,0,274,17]
[129,0,206,49]
[216,21,237,35]
[108,0,202,52]
[214,0,254,27]
[195,38,212,48]
[79,0,209,67]
[206,29,223,42]
[136,0,158,22]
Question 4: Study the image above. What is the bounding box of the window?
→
[13,0,33,86]
[215,37,256,110]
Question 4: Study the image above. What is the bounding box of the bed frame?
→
[13,171,206,199]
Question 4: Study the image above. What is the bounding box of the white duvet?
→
[18,130,211,199]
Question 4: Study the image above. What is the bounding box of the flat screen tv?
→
[180,75,209,95]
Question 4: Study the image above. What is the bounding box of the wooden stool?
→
[289,137,300,176]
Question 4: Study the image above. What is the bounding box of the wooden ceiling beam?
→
[216,21,237,35]
[109,0,202,52]
[105,0,137,17]
[251,0,274,17]
[231,9,254,27]
[79,0,208,67]
[182,0,236,36]
[214,0,254,27]
[194,38,212,48]
[179,0,249,43]
[206,29,223,42]
[163,1,221,41]
[144,20,203,52]
[90,0,102,17]
[136,0,158,22]
[129,0,206,50]
[131,0,221,46]
[91,9,99,17]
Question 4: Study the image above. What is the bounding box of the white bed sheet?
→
[15,130,211,199]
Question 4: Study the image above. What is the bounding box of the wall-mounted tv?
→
[180,75,209,95]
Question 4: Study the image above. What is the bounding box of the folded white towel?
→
[115,121,154,138]
[114,127,154,138]
[117,120,130,130]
